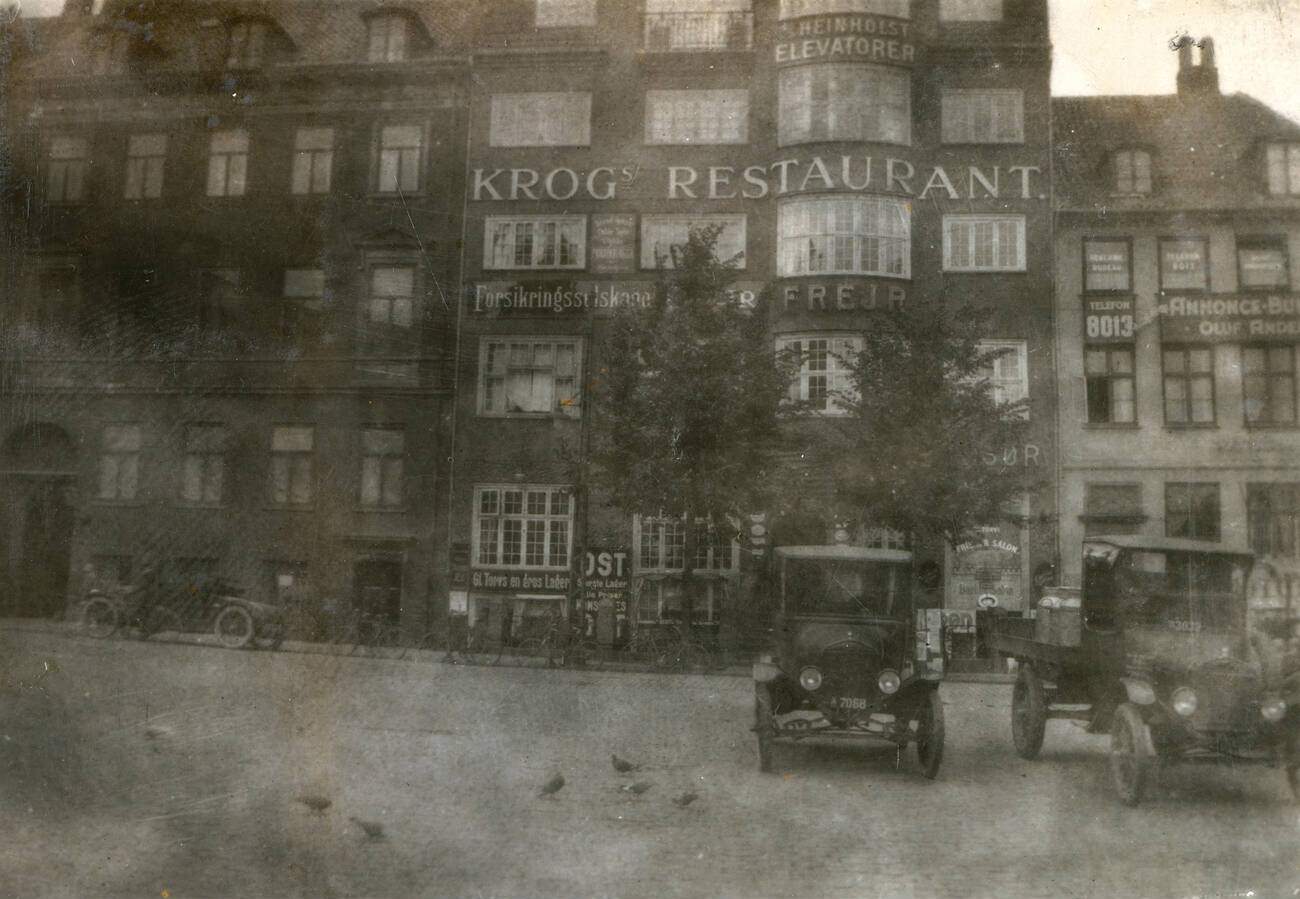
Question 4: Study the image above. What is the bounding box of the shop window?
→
[940,90,1023,144]
[942,215,1025,272]
[977,340,1029,417]
[368,266,415,328]
[1083,238,1132,292]
[47,136,88,204]
[181,425,227,506]
[1243,345,1297,426]
[291,128,334,195]
[778,196,910,277]
[474,486,573,569]
[1162,345,1215,425]
[777,334,861,414]
[206,129,249,197]
[778,64,910,146]
[536,0,596,27]
[375,125,423,193]
[124,134,166,200]
[1158,237,1209,292]
[635,580,725,625]
[643,0,752,52]
[1266,143,1300,196]
[485,216,586,270]
[1248,483,1300,559]
[98,425,142,501]
[1114,149,1152,195]
[367,14,409,62]
[641,215,746,269]
[1237,237,1289,291]
[490,93,592,148]
[479,337,581,417]
[1082,484,1144,537]
[645,90,748,145]
[225,21,267,69]
[360,428,405,509]
[780,0,910,18]
[1085,346,1136,424]
[940,0,1001,20]
[1165,482,1221,541]
[269,426,314,507]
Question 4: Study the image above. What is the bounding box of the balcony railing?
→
[643,11,754,52]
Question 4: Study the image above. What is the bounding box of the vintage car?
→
[752,545,946,778]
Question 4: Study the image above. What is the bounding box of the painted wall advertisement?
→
[1159,294,1300,343]
[589,214,637,274]
[1083,295,1135,343]
[470,549,631,609]
[946,522,1029,631]
[470,281,654,316]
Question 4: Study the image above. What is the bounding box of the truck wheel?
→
[1011,664,1048,760]
[1109,702,1156,806]
[755,684,775,774]
[214,606,255,649]
[82,598,119,639]
[915,688,945,780]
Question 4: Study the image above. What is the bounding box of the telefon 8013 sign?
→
[1083,295,1135,343]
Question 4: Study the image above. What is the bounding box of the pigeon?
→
[611,754,641,774]
[143,725,172,740]
[672,791,698,808]
[348,816,384,840]
[620,781,652,796]
[296,795,332,814]
[538,773,566,797]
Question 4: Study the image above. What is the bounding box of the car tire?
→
[755,684,775,774]
[214,605,255,649]
[82,598,119,639]
[1011,664,1048,760]
[1109,702,1156,806]
[915,688,945,780]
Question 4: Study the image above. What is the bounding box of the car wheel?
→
[1109,702,1156,806]
[214,606,255,649]
[1011,664,1048,760]
[915,688,945,780]
[82,598,118,639]
[755,684,776,774]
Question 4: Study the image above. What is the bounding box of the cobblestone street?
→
[3,626,1298,899]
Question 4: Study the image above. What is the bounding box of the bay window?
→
[778,196,910,278]
[778,64,910,146]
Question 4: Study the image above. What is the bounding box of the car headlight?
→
[1171,687,1198,717]
[878,669,901,695]
[799,667,823,692]
[1261,698,1287,723]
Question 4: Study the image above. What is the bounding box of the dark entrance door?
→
[17,481,74,617]
[354,559,403,625]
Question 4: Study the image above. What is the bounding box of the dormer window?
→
[226,21,268,70]
[367,14,409,62]
[1266,143,1300,195]
[1114,149,1152,195]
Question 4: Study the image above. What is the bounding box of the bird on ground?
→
[672,791,699,808]
[348,816,385,840]
[611,754,641,773]
[143,725,172,740]
[539,773,566,797]
[620,781,652,796]
[296,795,332,814]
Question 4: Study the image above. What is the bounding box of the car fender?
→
[752,660,782,684]
[1119,677,1157,706]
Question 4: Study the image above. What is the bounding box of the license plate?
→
[834,696,869,711]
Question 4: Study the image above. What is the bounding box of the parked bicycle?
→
[516,613,603,669]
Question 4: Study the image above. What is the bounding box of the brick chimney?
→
[1177,36,1220,96]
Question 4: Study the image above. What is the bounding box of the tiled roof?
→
[1053,91,1300,214]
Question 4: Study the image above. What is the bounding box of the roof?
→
[1085,535,1253,557]
[1053,91,1300,215]
[775,546,913,563]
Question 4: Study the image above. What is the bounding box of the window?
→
[940,90,1023,144]
[198,269,242,331]
[181,425,227,506]
[777,334,861,414]
[1162,345,1216,424]
[535,0,596,27]
[1085,346,1136,424]
[226,21,267,69]
[645,90,749,145]
[943,215,1026,272]
[366,14,408,62]
[1243,345,1297,426]
[479,337,581,416]
[1166,482,1221,541]
[778,196,910,277]
[1266,143,1300,196]
[1237,237,1289,291]
[485,216,586,270]
[360,428,404,509]
[780,0,910,18]
[641,215,746,269]
[644,0,753,52]
[376,125,422,193]
[1247,483,1300,559]
[124,134,166,200]
[47,136,88,204]
[634,516,736,625]
[1082,484,1144,537]
[98,425,141,501]
[474,486,572,569]
[1159,238,1209,292]
[368,266,415,327]
[778,64,910,146]
[489,93,592,148]
[291,128,333,195]
[282,269,326,342]
[1114,150,1152,195]
[270,426,313,506]
[940,0,1001,20]
[978,340,1029,415]
[206,130,249,197]
[284,269,325,301]
[1083,238,1132,292]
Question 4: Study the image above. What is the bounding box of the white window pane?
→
[272,427,313,452]
[207,158,226,196]
[361,457,381,505]
[372,266,414,297]
[182,456,204,503]
[382,125,421,148]
[490,93,592,147]
[378,151,399,192]
[106,425,142,451]
[226,155,247,195]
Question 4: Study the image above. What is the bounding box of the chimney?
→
[60,0,94,15]
[1177,36,1221,96]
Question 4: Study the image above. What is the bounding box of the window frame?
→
[777,63,912,147]
[1157,236,1211,293]
[1266,143,1300,196]
[206,129,250,198]
[776,333,862,416]
[477,336,584,419]
[1113,149,1153,195]
[1242,344,1298,428]
[366,264,417,329]
[359,427,406,510]
[124,133,166,200]
[484,215,588,271]
[46,135,90,205]
[489,92,593,149]
[97,424,143,503]
[180,424,228,507]
[777,196,911,278]
[1247,482,1300,559]
[644,89,750,146]
[1161,344,1217,427]
[535,0,597,28]
[291,127,335,196]
[373,123,425,195]
[640,214,747,270]
[1082,236,1133,294]
[1084,344,1137,425]
[1236,235,1290,292]
[942,214,1027,272]
[269,425,315,508]
[939,0,1002,21]
[940,88,1024,145]
[472,484,574,571]
[366,13,410,63]
[225,20,268,70]
[779,0,910,18]
[977,339,1029,419]
[1164,481,1221,542]
[1081,483,1145,536]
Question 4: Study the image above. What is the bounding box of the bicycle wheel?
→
[570,638,603,670]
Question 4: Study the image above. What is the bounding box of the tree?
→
[587,227,793,635]
[803,299,1039,548]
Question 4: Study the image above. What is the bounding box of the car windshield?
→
[1089,545,1248,633]
[783,558,909,617]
